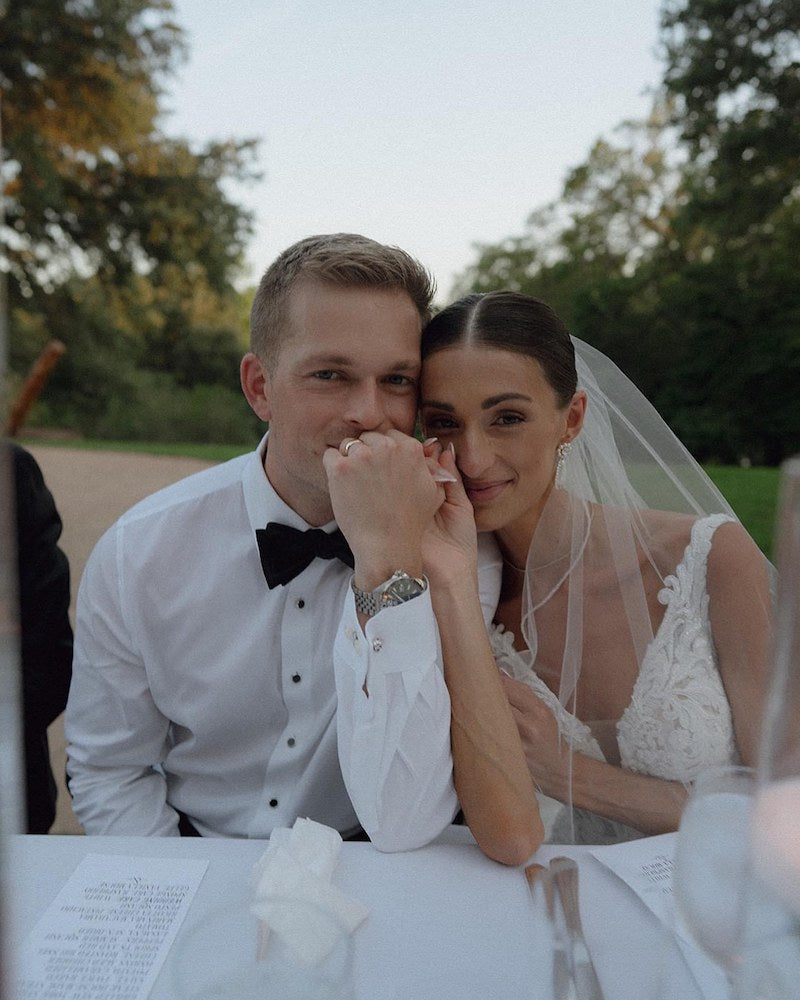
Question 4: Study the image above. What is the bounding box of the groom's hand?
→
[323,430,445,590]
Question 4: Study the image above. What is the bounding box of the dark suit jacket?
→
[12,443,73,833]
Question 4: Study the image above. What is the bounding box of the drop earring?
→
[555,441,572,488]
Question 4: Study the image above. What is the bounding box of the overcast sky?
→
[164,0,665,298]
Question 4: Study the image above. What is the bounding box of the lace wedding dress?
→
[490,514,740,844]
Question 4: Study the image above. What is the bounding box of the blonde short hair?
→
[249,233,435,366]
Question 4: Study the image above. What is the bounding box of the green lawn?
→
[22,435,781,559]
[704,465,780,559]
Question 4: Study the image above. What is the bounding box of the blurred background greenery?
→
[2,1,797,506]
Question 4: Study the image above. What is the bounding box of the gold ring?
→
[341,438,362,457]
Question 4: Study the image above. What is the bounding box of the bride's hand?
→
[421,440,478,587]
[500,673,569,800]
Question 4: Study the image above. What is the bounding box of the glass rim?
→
[689,763,756,792]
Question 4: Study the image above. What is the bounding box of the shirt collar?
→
[241,431,337,534]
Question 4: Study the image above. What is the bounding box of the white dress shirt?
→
[66,434,500,850]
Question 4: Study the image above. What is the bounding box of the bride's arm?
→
[706,520,773,766]
[435,575,545,862]
[425,446,543,865]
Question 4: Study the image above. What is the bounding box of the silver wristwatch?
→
[351,569,428,617]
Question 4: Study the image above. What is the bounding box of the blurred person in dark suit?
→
[11,442,73,833]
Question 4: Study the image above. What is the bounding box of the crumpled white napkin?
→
[251,817,369,965]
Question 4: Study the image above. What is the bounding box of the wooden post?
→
[5,340,66,437]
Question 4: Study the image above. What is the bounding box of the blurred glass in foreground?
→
[745,456,800,997]
[1,53,26,999]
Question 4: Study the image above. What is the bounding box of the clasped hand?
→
[323,431,450,583]
[500,673,571,801]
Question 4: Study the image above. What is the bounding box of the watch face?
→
[353,572,427,616]
[385,575,425,602]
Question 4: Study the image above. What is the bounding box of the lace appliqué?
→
[618,514,739,781]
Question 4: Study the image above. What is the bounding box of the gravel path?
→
[27,444,219,834]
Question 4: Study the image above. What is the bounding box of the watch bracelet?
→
[351,570,427,617]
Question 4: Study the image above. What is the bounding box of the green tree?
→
[452,103,686,388]
[656,0,800,462]
[1,0,260,440]
[661,0,800,249]
[455,104,682,296]
[455,0,800,463]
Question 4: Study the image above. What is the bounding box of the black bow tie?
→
[256,522,354,588]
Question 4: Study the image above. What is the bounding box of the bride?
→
[419,291,773,861]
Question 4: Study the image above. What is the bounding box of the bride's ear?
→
[564,389,587,442]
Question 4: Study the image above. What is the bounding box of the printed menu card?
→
[16,853,208,1000]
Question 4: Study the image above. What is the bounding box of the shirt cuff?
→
[337,588,439,701]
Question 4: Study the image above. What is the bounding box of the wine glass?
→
[744,455,800,997]
[672,764,755,993]
[170,894,355,1000]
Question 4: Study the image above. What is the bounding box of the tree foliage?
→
[1,0,261,441]
[453,0,800,465]
[661,0,800,242]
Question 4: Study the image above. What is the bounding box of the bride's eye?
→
[423,413,458,432]
[495,412,524,426]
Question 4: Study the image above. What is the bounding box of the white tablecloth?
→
[5,828,721,1000]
